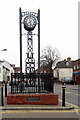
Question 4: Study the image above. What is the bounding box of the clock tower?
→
[19,8,40,73]
[7,8,58,106]
[23,12,38,73]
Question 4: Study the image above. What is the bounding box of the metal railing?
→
[11,73,54,94]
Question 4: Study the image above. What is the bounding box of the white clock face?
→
[26,17,34,28]
[24,15,37,31]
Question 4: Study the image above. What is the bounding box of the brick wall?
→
[7,93,58,105]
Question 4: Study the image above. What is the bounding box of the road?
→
[54,83,79,106]
[0,83,80,119]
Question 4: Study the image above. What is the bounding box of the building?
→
[73,59,80,83]
[40,64,52,73]
[53,57,73,82]
[0,60,14,83]
[14,67,20,73]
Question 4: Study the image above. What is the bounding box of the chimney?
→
[67,57,71,61]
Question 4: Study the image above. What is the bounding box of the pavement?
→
[0,84,78,111]
[0,97,74,110]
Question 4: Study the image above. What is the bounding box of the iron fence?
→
[11,73,54,94]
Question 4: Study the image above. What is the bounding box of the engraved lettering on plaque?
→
[27,96,40,101]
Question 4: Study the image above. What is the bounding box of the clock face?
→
[23,15,37,31]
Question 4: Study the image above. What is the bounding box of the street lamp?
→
[0,48,7,83]
[0,49,7,52]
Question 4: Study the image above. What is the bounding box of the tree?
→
[40,46,60,72]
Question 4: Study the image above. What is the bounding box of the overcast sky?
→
[0,0,79,72]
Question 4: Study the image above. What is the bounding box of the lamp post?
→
[0,48,7,105]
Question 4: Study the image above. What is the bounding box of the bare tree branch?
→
[40,46,60,71]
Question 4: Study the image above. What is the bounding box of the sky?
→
[0,0,79,72]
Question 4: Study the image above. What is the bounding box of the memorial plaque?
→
[27,96,40,101]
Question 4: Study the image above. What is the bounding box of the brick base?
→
[7,93,58,105]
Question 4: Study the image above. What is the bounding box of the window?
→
[66,62,70,66]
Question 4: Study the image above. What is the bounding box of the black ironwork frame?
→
[11,73,54,94]
[25,31,35,73]
[19,8,39,74]
[17,8,54,95]
[19,8,41,91]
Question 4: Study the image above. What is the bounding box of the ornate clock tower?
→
[23,12,37,73]
[19,8,40,73]
[7,8,58,106]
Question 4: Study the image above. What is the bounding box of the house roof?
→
[55,60,73,69]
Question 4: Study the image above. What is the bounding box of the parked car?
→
[62,77,76,85]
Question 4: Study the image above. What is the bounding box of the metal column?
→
[19,7,22,74]
[19,7,22,93]
[38,9,40,92]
